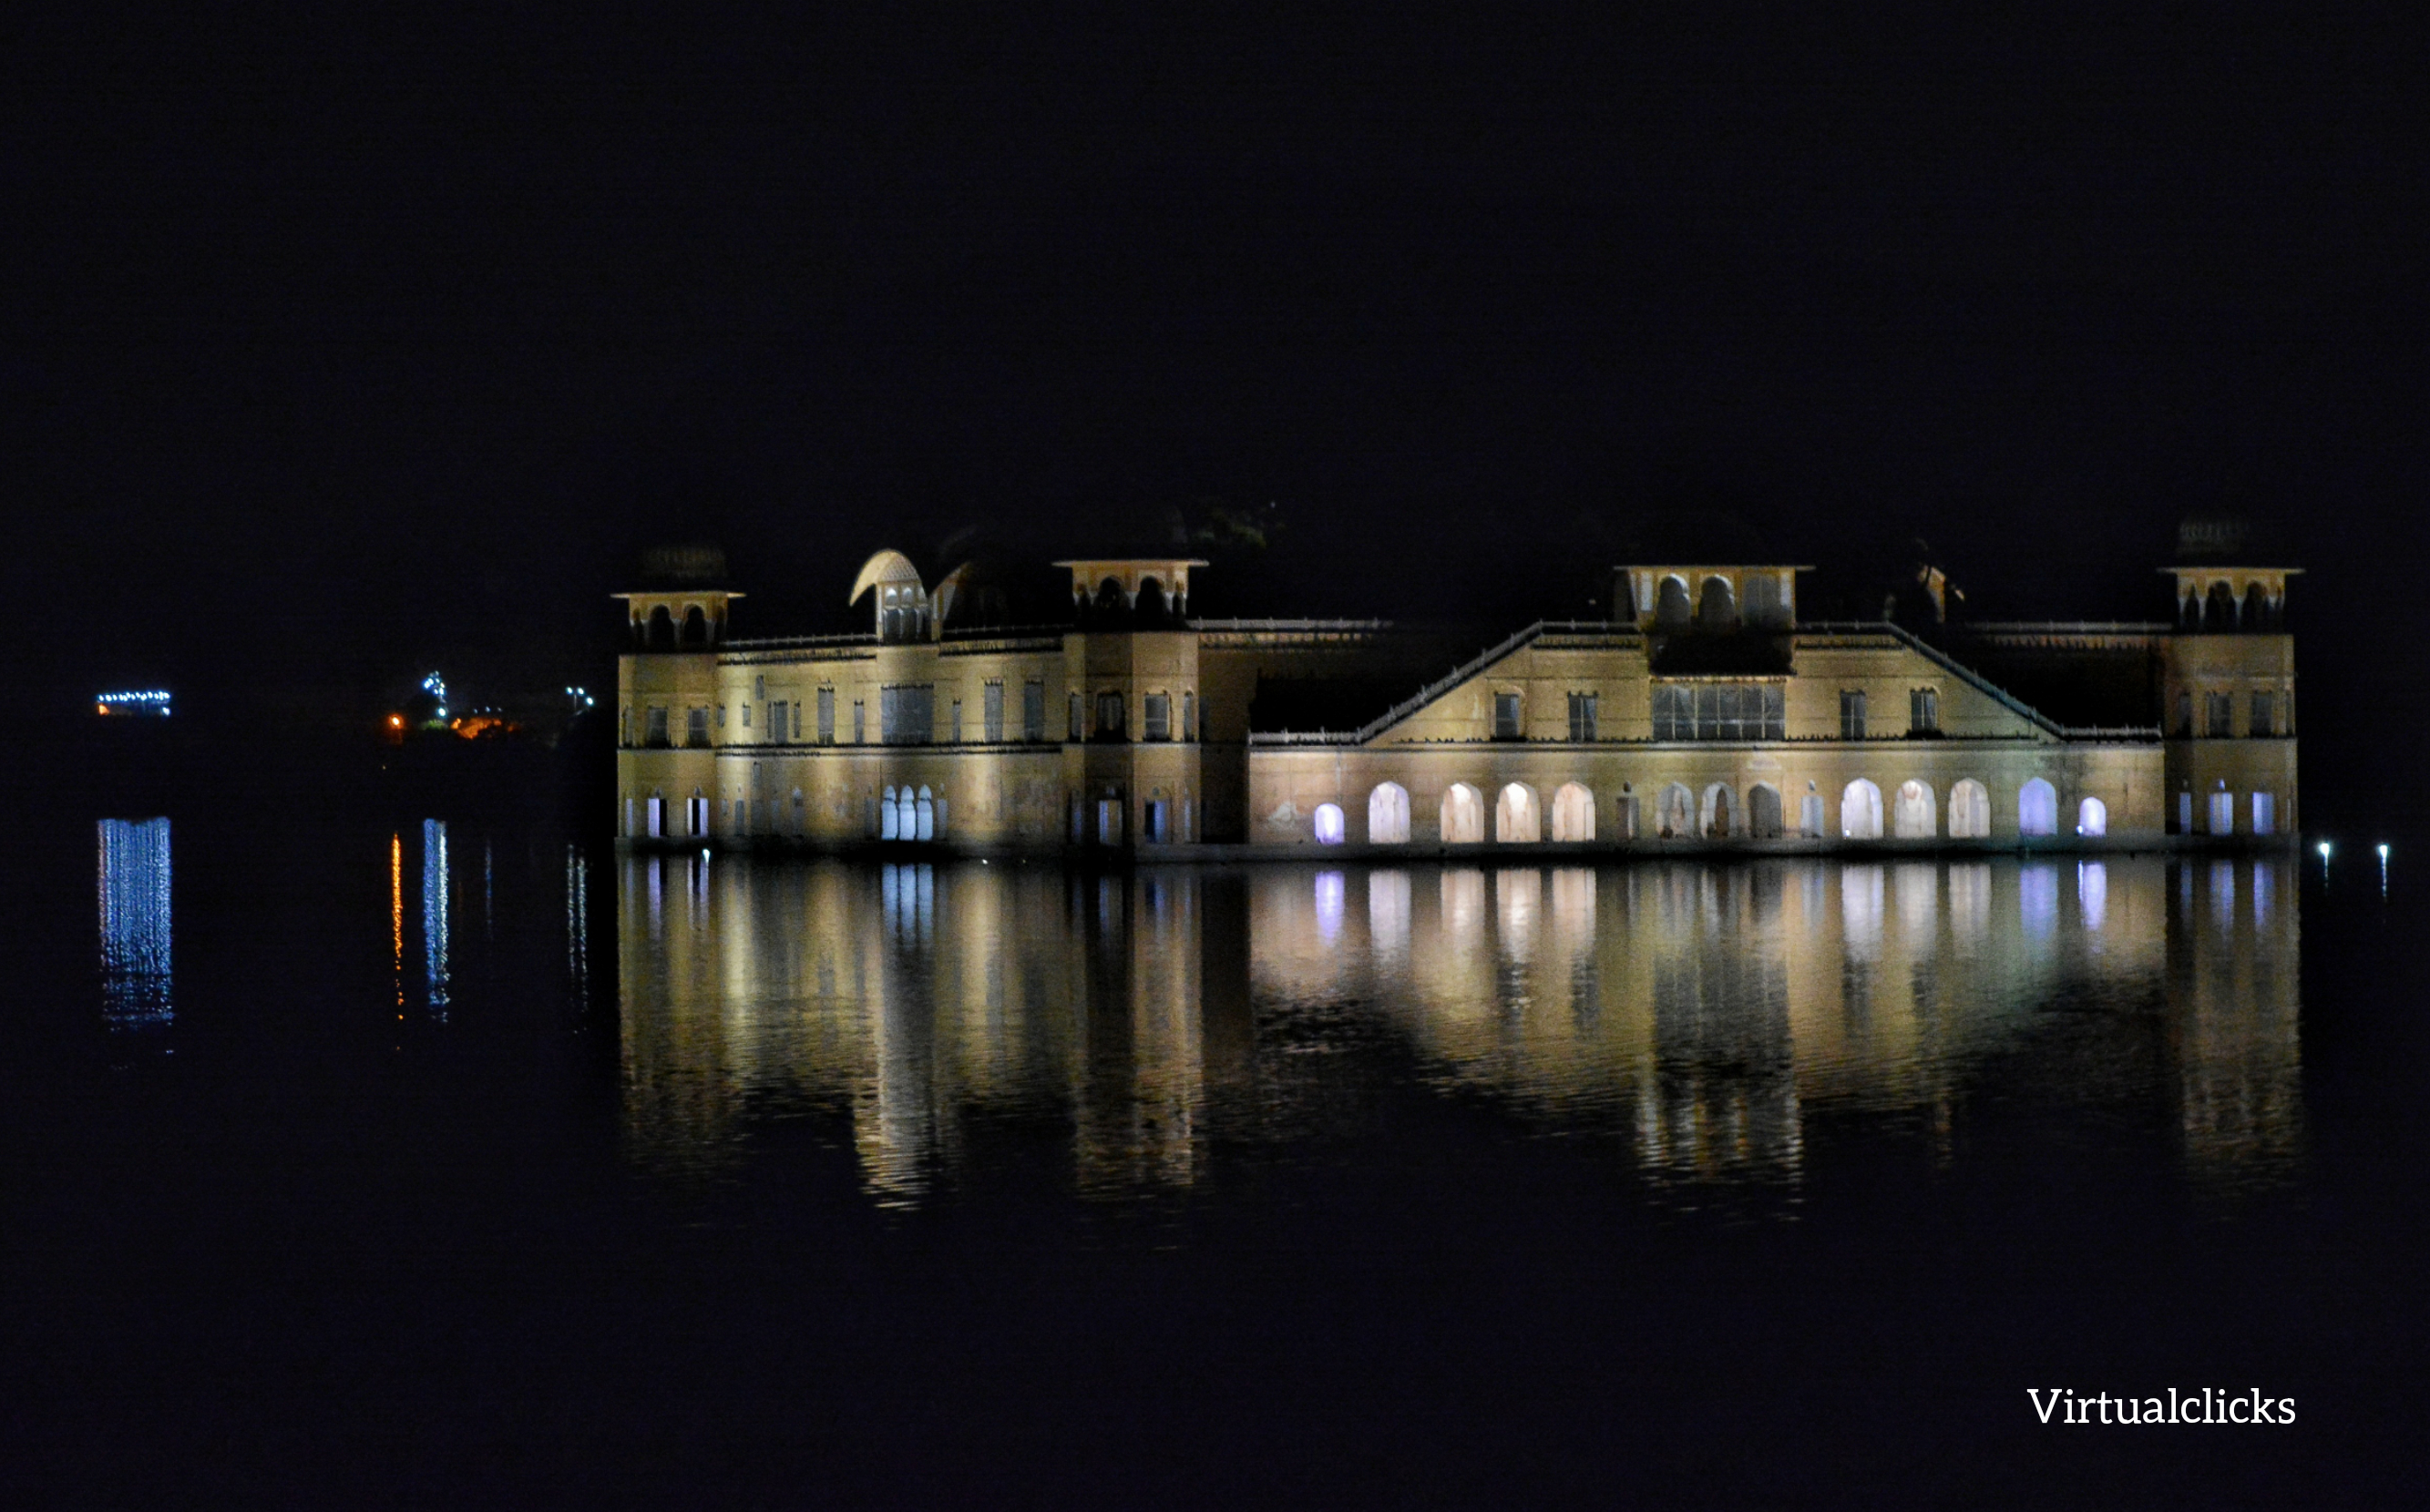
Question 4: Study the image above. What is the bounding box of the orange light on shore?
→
[388,714,405,729]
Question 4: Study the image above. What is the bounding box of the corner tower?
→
[614,544,738,843]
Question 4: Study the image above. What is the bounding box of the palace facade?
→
[614,546,2298,853]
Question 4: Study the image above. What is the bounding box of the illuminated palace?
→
[613,539,2298,853]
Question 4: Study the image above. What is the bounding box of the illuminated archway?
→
[1840,779,1883,840]
[1701,783,1736,838]
[1748,783,1783,839]
[1313,802,1346,845]
[1949,779,1990,839]
[1495,782,1542,843]
[1368,782,1411,843]
[1893,780,1936,839]
[2077,796,2107,837]
[1550,782,1595,842]
[2018,778,2058,837]
[1656,782,1694,839]
[1441,783,1486,843]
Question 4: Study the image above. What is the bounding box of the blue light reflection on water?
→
[616,855,2304,1210]
[97,818,172,1033]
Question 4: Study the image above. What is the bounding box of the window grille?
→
[816,687,836,744]
[2249,691,2274,737]
[1183,691,1196,741]
[852,700,865,744]
[1566,692,1598,742]
[1096,690,1126,738]
[1910,688,1939,734]
[1143,692,1171,741]
[1656,683,1786,741]
[880,685,935,744]
[1493,693,1521,740]
[1024,680,1046,741]
[1839,690,1866,741]
[770,700,788,744]
[686,707,709,746]
[983,681,1005,742]
[2205,692,2234,738]
[645,706,667,746]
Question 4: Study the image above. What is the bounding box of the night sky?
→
[6,6,2422,817]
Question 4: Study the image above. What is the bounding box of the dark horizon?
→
[7,5,2421,822]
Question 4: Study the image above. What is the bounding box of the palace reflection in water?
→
[97,818,174,1034]
[617,854,2302,1204]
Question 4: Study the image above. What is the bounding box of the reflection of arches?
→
[1697,575,1737,630]
[1892,780,1936,838]
[2077,796,2107,837]
[879,785,899,841]
[916,785,936,841]
[1495,782,1542,843]
[1657,782,1694,838]
[1748,783,1783,839]
[1441,783,1485,843]
[1313,802,1346,844]
[2205,581,2237,630]
[1700,783,1736,838]
[1368,783,1410,843]
[1948,779,1990,839]
[2018,778,2058,836]
[1550,782,1595,842]
[1656,576,1693,629]
[792,788,805,836]
[1840,779,1883,839]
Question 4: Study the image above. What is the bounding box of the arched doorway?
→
[1657,782,1694,838]
[1495,782,1542,843]
[1441,783,1485,843]
[1748,783,1783,839]
[1701,783,1735,838]
[1948,779,1990,839]
[1840,780,1883,839]
[1893,780,1936,838]
[1698,575,1737,630]
[2018,778,2057,836]
[1550,782,1595,842]
[1655,576,1692,629]
[1369,782,1411,843]
[1312,802,1346,844]
[2077,796,2107,837]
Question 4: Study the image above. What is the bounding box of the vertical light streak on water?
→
[2251,860,2272,929]
[423,819,450,1018]
[484,838,495,940]
[391,833,405,1014]
[2020,863,2058,940]
[2210,861,2237,934]
[566,844,590,1006]
[1369,870,1411,963]
[1314,872,1345,945]
[97,819,173,1031]
[2078,862,2108,933]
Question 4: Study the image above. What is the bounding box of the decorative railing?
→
[1192,618,1397,633]
[724,632,880,651]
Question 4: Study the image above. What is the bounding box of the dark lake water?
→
[7,808,2425,1507]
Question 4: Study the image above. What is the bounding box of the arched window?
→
[1949,779,1990,839]
[1748,783,1783,839]
[1368,782,1411,843]
[2242,582,2271,630]
[1550,782,1595,842]
[897,787,921,840]
[879,786,899,841]
[647,605,674,649]
[1697,575,1738,631]
[2205,581,2237,631]
[1495,782,1541,843]
[1657,782,1694,839]
[1441,783,1486,843]
[1701,783,1736,838]
[916,785,936,841]
[1656,576,1693,629]
[1135,577,1168,623]
[1093,577,1127,623]
[682,606,708,646]
[2077,796,2107,837]
[2018,778,2057,836]
[1313,802,1346,844]
[1840,779,1883,840]
[1893,780,1936,838]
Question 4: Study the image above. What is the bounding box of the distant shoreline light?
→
[97,690,173,716]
